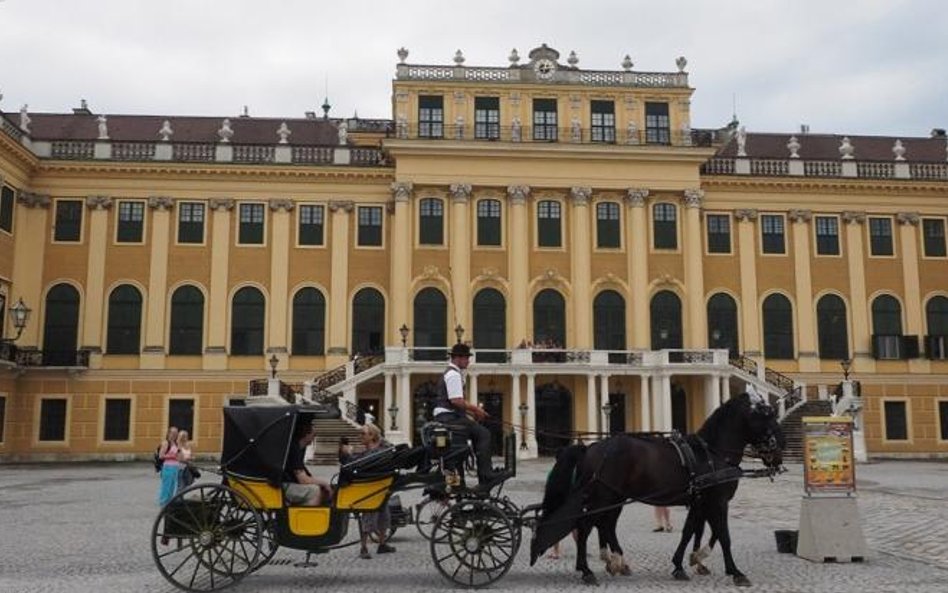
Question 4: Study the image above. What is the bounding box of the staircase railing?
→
[310,354,385,394]
[729,354,758,376]
[728,355,806,420]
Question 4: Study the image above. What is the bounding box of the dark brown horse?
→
[532,392,785,586]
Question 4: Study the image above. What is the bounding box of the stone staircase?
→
[309,417,366,465]
[779,399,834,461]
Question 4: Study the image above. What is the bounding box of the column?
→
[735,209,761,357]
[704,373,721,417]
[897,212,927,372]
[390,183,412,343]
[525,372,538,457]
[389,371,411,445]
[450,184,472,335]
[720,375,730,403]
[467,372,478,405]
[843,211,872,370]
[509,373,521,437]
[651,374,672,431]
[571,187,593,348]
[682,189,705,347]
[599,374,610,435]
[627,189,650,348]
[327,200,353,362]
[790,209,819,371]
[141,197,174,369]
[267,199,293,369]
[508,186,530,345]
[10,193,50,347]
[82,195,112,366]
[586,373,598,436]
[204,198,234,370]
[638,374,651,431]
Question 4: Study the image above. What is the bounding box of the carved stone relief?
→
[147,196,175,211]
[85,195,113,210]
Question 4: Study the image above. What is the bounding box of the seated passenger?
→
[284,418,331,506]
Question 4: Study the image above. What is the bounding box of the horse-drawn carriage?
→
[151,403,525,592]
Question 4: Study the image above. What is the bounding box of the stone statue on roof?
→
[158,120,173,141]
[337,120,348,145]
[218,118,234,143]
[19,104,30,133]
[736,126,747,157]
[277,122,291,144]
[97,115,109,140]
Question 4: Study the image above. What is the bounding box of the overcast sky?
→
[1,0,946,137]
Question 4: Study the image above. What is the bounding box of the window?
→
[596,202,620,248]
[817,294,849,360]
[54,200,83,242]
[474,97,500,140]
[177,202,205,244]
[292,288,325,355]
[939,401,948,441]
[418,95,444,138]
[298,205,324,246]
[869,217,894,256]
[653,203,677,249]
[43,284,80,366]
[645,102,670,145]
[763,294,794,359]
[419,198,444,245]
[872,295,904,360]
[238,203,265,245]
[883,400,908,441]
[0,396,5,443]
[103,398,131,441]
[707,293,739,356]
[106,285,142,354]
[473,289,506,362]
[537,200,562,247]
[706,214,731,254]
[815,216,840,255]
[534,289,566,347]
[351,288,385,355]
[117,201,145,243]
[593,290,626,350]
[357,206,383,246]
[761,214,786,254]
[533,98,558,141]
[413,288,447,361]
[169,285,204,355]
[590,100,616,143]
[0,185,14,233]
[231,287,264,355]
[650,290,683,350]
[168,399,194,437]
[923,218,946,257]
[39,398,67,441]
[476,199,501,246]
[926,296,948,360]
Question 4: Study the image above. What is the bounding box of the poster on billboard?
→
[802,416,855,495]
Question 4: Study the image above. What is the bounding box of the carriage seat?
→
[420,421,470,469]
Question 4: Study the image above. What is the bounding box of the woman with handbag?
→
[157,426,180,507]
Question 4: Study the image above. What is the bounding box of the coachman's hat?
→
[449,343,472,358]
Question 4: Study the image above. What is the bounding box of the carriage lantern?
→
[2,298,31,342]
[518,402,529,450]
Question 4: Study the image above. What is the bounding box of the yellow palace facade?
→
[1,45,947,461]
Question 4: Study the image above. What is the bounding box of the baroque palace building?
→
[1,44,947,461]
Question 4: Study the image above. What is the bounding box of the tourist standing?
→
[157,426,180,507]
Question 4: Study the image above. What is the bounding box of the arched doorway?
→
[414,287,447,361]
[707,292,739,357]
[352,288,385,355]
[535,382,572,455]
[533,289,566,347]
[594,290,626,364]
[473,288,506,363]
[650,290,682,350]
[43,284,80,366]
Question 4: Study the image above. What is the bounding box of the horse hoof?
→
[672,568,690,581]
[733,575,751,587]
[581,573,599,586]
[695,564,711,576]
[619,565,632,576]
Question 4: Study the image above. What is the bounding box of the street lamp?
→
[454,323,465,343]
[388,402,399,431]
[840,358,852,382]
[268,354,279,379]
[518,402,529,450]
[601,402,613,435]
[1,298,31,343]
[399,324,410,347]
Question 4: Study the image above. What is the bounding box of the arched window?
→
[292,288,326,355]
[231,287,265,355]
[707,292,739,357]
[533,289,566,347]
[650,290,682,349]
[169,285,204,355]
[762,294,794,360]
[593,290,626,350]
[871,295,903,359]
[414,288,447,360]
[817,294,848,360]
[352,288,385,355]
[43,283,80,366]
[419,198,444,245]
[473,289,506,362]
[925,296,948,359]
[107,284,142,354]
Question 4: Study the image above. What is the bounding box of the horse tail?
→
[541,444,587,517]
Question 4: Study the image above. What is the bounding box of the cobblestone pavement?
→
[0,458,945,593]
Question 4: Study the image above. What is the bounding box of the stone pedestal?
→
[797,496,868,563]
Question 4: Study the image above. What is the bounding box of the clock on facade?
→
[534,58,556,80]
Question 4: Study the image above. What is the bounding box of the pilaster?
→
[682,189,705,347]
[571,187,592,348]
[897,212,927,373]
[508,185,530,345]
[390,183,412,343]
[843,211,872,370]
[449,183,472,334]
[789,209,819,371]
[141,196,174,369]
[82,195,112,364]
[327,200,353,360]
[204,198,234,370]
[268,199,294,363]
[735,208,761,357]
[11,192,50,347]
[626,188,649,348]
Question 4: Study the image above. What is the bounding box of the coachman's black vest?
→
[433,366,456,415]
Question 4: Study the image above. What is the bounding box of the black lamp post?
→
[840,358,852,382]
[399,324,410,347]
[518,402,529,450]
[454,323,465,343]
[2,298,31,343]
[268,354,279,379]
[388,402,399,431]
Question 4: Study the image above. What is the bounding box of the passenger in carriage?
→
[283,418,332,506]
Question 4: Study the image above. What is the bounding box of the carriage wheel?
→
[490,497,522,557]
[430,500,517,588]
[151,484,262,592]
[415,497,450,541]
[250,510,279,573]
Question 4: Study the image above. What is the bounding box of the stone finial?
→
[508,48,520,65]
[450,183,472,202]
[787,135,801,158]
[148,196,175,211]
[839,136,854,160]
[506,185,530,204]
[453,49,465,66]
[675,56,688,73]
[621,55,634,71]
[158,120,174,142]
[683,188,704,208]
[96,115,109,140]
[277,122,291,144]
[397,47,409,63]
[567,51,579,67]
[892,139,906,161]
[626,188,649,206]
[736,126,747,157]
[18,104,30,133]
[218,119,234,143]
[337,120,348,145]
[391,181,413,202]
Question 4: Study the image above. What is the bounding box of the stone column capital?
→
[507,185,531,205]
[896,211,920,226]
[208,198,235,212]
[268,198,295,212]
[17,191,50,208]
[682,188,704,208]
[147,196,175,211]
[788,209,812,223]
[85,195,113,210]
[449,183,472,203]
[328,200,354,213]
[570,187,592,205]
[391,182,413,202]
[842,211,866,225]
[625,188,649,206]
[734,208,758,222]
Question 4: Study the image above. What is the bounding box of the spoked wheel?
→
[415,497,451,541]
[430,500,517,588]
[251,510,279,573]
[151,484,262,592]
[490,497,523,556]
